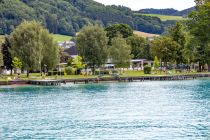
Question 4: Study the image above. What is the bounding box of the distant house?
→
[58,41,75,49]
[130,59,153,70]
[104,59,153,70]
[64,46,78,58]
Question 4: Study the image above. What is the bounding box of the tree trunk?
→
[10,68,13,76]
[27,69,29,78]
[91,67,95,75]
[198,63,202,72]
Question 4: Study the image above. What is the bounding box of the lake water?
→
[0,80,209,139]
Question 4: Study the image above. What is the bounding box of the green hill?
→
[0,0,167,35]
[142,14,184,21]
[138,7,195,17]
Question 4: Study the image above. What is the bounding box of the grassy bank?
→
[1,70,209,82]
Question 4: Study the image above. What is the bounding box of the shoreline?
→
[1,73,210,86]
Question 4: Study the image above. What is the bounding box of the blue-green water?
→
[0,80,209,139]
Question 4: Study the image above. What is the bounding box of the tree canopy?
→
[76,25,108,68]
[167,22,187,64]
[150,37,179,65]
[105,24,133,44]
[187,2,210,70]
[9,21,59,76]
[127,35,150,59]
[109,34,132,69]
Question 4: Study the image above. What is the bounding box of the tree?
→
[105,24,133,44]
[183,35,198,64]
[72,56,86,75]
[195,0,210,5]
[154,56,160,72]
[167,22,187,65]
[76,25,108,73]
[127,35,150,59]
[41,31,59,70]
[9,20,58,77]
[0,44,3,69]
[2,36,13,74]
[12,57,22,74]
[187,2,210,71]
[109,34,132,73]
[150,37,178,67]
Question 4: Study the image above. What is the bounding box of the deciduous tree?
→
[76,25,108,72]
[127,35,150,59]
[150,37,178,66]
[167,22,187,65]
[187,2,210,71]
[105,24,133,45]
[10,21,58,77]
[109,34,132,73]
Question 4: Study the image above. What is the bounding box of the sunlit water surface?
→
[0,79,209,139]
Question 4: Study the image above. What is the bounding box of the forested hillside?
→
[0,0,165,36]
[139,7,195,16]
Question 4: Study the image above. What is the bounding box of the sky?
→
[94,0,195,11]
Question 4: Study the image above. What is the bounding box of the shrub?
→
[66,67,75,75]
[144,65,151,74]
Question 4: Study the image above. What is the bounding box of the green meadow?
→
[52,34,72,42]
[136,13,185,21]
[0,34,72,43]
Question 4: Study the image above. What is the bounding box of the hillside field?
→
[134,31,160,38]
[52,34,72,42]
[0,34,72,44]
[136,13,184,21]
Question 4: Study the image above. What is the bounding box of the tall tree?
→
[41,30,59,70]
[2,36,13,74]
[105,24,133,45]
[109,34,132,73]
[0,42,3,69]
[127,35,150,59]
[150,37,178,66]
[10,21,58,77]
[76,25,108,72]
[187,2,210,71]
[167,22,187,65]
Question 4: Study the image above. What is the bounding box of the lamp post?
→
[39,61,42,76]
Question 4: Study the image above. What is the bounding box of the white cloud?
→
[94,0,195,11]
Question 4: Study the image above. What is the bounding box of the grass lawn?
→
[1,70,210,82]
[52,34,72,42]
[136,13,185,21]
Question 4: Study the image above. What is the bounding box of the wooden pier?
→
[28,79,66,86]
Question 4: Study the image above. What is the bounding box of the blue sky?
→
[94,0,195,11]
